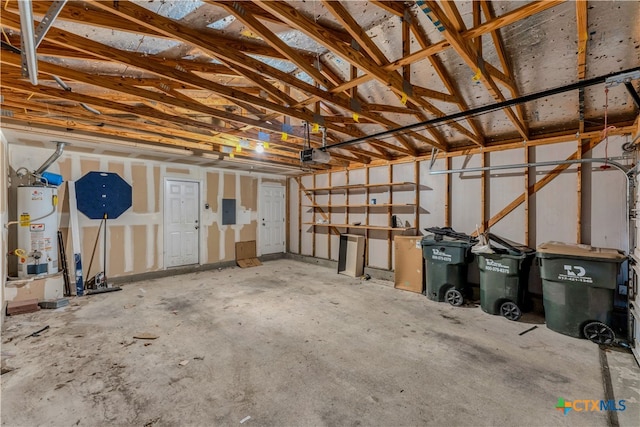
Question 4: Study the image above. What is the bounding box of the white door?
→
[260,184,285,254]
[164,179,199,267]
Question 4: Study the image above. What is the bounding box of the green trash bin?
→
[421,234,474,306]
[537,242,626,344]
[477,234,535,321]
[478,250,534,321]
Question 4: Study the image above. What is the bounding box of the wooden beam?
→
[15,0,296,60]
[85,2,427,157]
[88,0,403,143]
[347,1,563,97]
[473,1,482,54]
[212,0,333,89]
[321,0,427,153]
[323,1,480,148]
[440,1,467,32]
[485,137,604,230]
[422,1,529,140]
[407,12,486,145]
[576,0,589,80]
[480,0,529,137]
[255,1,455,151]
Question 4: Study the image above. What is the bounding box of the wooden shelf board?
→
[304,182,416,192]
[303,203,416,208]
[303,222,415,231]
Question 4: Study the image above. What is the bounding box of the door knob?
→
[195,226,199,230]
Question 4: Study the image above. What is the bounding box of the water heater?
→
[16,185,59,278]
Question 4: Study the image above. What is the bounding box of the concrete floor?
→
[1,259,638,426]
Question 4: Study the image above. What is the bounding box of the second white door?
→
[260,184,285,254]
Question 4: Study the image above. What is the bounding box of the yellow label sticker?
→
[352,113,359,123]
[312,123,320,133]
[19,214,30,227]
[400,93,408,105]
[281,132,288,141]
[263,142,270,149]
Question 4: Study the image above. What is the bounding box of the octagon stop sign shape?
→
[75,171,132,219]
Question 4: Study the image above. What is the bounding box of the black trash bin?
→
[421,227,476,306]
[476,234,535,321]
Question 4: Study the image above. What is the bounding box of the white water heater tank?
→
[16,186,59,278]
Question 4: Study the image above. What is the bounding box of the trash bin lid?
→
[488,233,535,256]
[421,234,473,248]
[536,241,625,261]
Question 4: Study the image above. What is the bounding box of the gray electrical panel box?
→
[222,199,236,225]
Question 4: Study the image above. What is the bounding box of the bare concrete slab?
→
[0,259,634,426]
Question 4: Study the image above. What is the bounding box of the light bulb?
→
[256,143,265,153]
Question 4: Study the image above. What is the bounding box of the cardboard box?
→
[338,234,365,277]
[394,236,424,293]
[235,241,262,268]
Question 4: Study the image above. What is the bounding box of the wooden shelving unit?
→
[297,163,421,271]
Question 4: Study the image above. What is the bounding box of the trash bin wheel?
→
[445,289,464,307]
[500,301,522,321]
[583,321,615,345]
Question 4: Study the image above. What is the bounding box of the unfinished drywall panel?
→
[239,222,257,242]
[240,175,257,211]
[224,226,235,262]
[206,224,221,263]
[532,142,578,246]
[132,225,148,274]
[288,177,299,254]
[80,159,100,176]
[223,173,236,199]
[166,167,190,175]
[82,225,102,278]
[589,136,628,251]
[419,158,446,230]
[152,166,161,213]
[206,171,220,212]
[108,225,126,276]
[488,149,526,243]
[451,154,482,234]
[131,164,149,213]
[108,161,125,179]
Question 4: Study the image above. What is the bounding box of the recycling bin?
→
[537,241,627,344]
[478,250,534,321]
[421,234,475,306]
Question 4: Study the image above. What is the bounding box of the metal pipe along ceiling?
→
[322,67,640,151]
[428,158,630,176]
